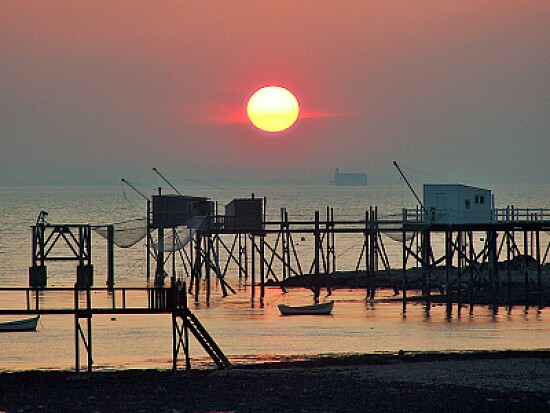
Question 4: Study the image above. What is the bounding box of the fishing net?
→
[94,218,148,248]
[94,216,207,251]
[382,231,416,242]
[151,227,194,253]
[150,216,206,253]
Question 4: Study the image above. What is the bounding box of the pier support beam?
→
[74,287,93,373]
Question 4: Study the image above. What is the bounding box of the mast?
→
[152,168,183,196]
[121,179,150,201]
[392,161,425,212]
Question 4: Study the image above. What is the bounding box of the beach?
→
[1,351,549,412]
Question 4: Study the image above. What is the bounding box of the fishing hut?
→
[150,193,212,286]
[423,184,493,225]
[224,197,263,232]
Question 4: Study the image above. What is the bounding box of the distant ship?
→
[331,168,368,186]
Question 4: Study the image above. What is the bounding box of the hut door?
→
[436,193,447,210]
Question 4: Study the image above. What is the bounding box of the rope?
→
[162,172,226,190]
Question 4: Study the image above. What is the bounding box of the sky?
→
[1,1,549,187]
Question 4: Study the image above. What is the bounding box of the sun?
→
[246,86,300,132]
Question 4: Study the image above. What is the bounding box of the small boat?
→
[278,301,334,316]
[0,316,40,332]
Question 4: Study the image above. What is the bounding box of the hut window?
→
[479,196,485,204]
[465,199,471,209]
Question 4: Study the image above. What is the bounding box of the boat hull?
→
[0,316,39,332]
[278,301,334,316]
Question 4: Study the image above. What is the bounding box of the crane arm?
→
[393,161,425,212]
[121,178,150,201]
[152,168,183,195]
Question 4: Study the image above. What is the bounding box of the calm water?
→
[0,184,549,371]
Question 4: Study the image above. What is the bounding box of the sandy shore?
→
[1,351,549,412]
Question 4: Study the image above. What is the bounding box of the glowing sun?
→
[246,86,300,132]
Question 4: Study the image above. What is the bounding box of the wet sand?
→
[1,351,549,412]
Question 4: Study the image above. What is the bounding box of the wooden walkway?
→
[0,285,230,372]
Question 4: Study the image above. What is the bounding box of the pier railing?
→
[401,207,550,224]
[494,207,550,223]
[0,286,186,315]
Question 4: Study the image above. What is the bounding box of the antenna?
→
[121,179,150,201]
[152,167,183,195]
[393,161,425,212]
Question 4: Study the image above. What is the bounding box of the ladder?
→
[175,308,231,369]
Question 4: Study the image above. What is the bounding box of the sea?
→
[0,184,549,372]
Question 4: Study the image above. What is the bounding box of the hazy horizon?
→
[2,1,549,188]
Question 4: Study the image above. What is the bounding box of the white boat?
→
[278,301,334,316]
[0,316,40,332]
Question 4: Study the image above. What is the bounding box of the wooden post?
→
[457,231,462,315]
[506,229,512,310]
[368,208,376,300]
[364,210,370,299]
[469,231,475,312]
[489,230,498,313]
[74,286,79,373]
[86,287,92,372]
[402,224,407,314]
[422,230,431,307]
[194,232,201,302]
[331,208,336,273]
[238,233,243,281]
[445,229,452,318]
[281,209,288,281]
[523,229,529,311]
[147,201,151,283]
[536,227,541,308]
[107,225,114,288]
[172,314,177,371]
[251,235,256,303]
[187,233,194,294]
[325,207,334,275]
[260,234,265,305]
[314,211,320,303]
[205,232,211,305]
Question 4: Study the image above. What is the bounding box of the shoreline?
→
[1,350,549,412]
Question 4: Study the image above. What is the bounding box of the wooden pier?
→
[13,201,549,373]
[0,284,230,373]
[1,202,548,373]
[151,206,550,313]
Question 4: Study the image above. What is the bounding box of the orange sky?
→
[1,1,549,185]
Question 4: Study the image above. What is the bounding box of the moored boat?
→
[278,301,334,316]
[0,316,40,332]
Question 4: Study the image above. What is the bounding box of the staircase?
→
[176,308,231,369]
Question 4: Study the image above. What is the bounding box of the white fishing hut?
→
[423,184,493,225]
